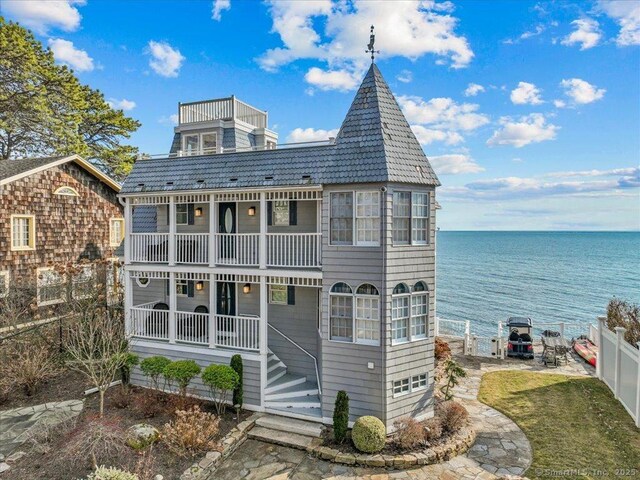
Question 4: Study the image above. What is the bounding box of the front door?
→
[216,282,236,335]
[218,202,236,259]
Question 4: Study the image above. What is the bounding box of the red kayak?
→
[573,339,597,367]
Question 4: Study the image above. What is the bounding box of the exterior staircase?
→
[264,350,321,419]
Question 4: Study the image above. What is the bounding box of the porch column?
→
[124,199,132,265]
[259,276,268,408]
[168,272,176,344]
[259,192,267,269]
[209,274,216,349]
[124,271,132,336]
[316,197,322,266]
[168,197,176,266]
[209,195,216,267]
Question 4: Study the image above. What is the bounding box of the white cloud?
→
[553,99,566,108]
[429,154,484,174]
[487,113,559,148]
[561,18,602,50]
[560,78,606,104]
[258,0,473,90]
[598,0,640,46]
[544,167,638,178]
[286,127,339,143]
[107,98,136,111]
[464,83,485,97]
[510,82,543,105]
[2,0,85,34]
[159,114,179,125]
[396,70,413,83]
[397,96,489,131]
[212,0,231,21]
[146,41,185,78]
[503,24,545,44]
[411,126,464,146]
[48,38,94,72]
[304,67,361,92]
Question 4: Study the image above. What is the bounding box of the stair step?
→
[265,381,318,401]
[255,415,324,437]
[264,395,321,409]
[266,366,287,385]
[265,373,306,393]
[267,358,285,373]
[248,426,321,451]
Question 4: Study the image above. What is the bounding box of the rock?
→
[127,423,160,450]
[6,451,26,463]
[154,476,163,480]
[334,453,355,465]
[0,463,10,474]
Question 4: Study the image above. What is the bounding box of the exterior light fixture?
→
[248,206,256,216]
[243,283,251,294]
[195,207,203,217]
[195,281,204,291]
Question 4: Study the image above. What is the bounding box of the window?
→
[272,201,290,226]
[72,265,94,300]
[11,215,35,251]
[330,193,353,245]
[392,192,411,244]
[0,271,9,298]
[110,218,125,246]
[393,378,410,396]
[176,204,188,225]
[355,284,380,344]
[37,268,65,306]
[183,134,199,156]
[269,284,288,304]
[392,191,430,245]
[136,277,150,288]
[201,133,217,154]
[54,186,79,196]
[329,282,353,342]
[355,192,380,246]
[392,282,429,344]
[411,373,427,391]
[176,280,189,296]
[329,282,379,345]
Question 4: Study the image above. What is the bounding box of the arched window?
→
[411,282,429,339]
[413,281,427,292]
[330,282,353,342]
[393,283,410,295]
[355,284,380,345]
[392,283,411,343]
[54,186,79,196]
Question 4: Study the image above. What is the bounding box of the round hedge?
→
[202,364,239,391]
[351,416,386,453]
[163,360,201,390]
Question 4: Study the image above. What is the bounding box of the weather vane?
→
[366,25,379,64]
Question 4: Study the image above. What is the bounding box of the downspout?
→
[381,185,387,427]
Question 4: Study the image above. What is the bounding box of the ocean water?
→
[435,231,640,336]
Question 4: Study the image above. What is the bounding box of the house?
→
[120,64,440,428]
[0,154,124,306]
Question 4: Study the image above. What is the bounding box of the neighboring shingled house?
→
[120,64,440,428]
[0,154,123,305]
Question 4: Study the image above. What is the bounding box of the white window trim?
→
[272,200,290,226]
[54,186,80,196]
[329,190,380,247]
[176,279,189,297]
[328,282,380,346]
[10,214,36,251]
[176,204,188,225]
[391,282,429,345]
[392,190,430,246]
[0,270,9,298]
[393,378,410,397]
[391,292,411,345]
[182,132,218,156]
[268,284,288,305]
[72,264,94,300]
[109,218,125,247]
[393,373,429,398]
[136,277,150,288]
[37,267,65,306]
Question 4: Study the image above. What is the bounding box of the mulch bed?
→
[1,369,90,410]
[3,371,247,480]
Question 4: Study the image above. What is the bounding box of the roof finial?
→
[366,25,379,64]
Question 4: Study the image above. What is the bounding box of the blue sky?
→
[3,0,639,230]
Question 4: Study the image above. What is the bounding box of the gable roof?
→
[0,154,121,191]
[120,64,439,195]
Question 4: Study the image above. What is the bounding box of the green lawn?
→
[478,371,640,480]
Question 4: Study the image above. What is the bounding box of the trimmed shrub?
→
[435,338,451,361]
[230,354,243,408]
[333,390,349,443]
[162,405,220,458]
[437,401,468,433]
[423,417,443,443]
[119,353,139,386]
[163,360,201,397]
[393,417,425,450]
[86,466,139,480]
[202,364,239,414]
[351,416,386,453]
[139,356,170,389]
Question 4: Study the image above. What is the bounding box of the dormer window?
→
[54,186,79,196]
[182,132,218,156]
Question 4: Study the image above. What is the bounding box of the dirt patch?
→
[1,369,91,410]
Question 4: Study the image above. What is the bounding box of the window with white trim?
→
[0,271,9,298]
[176,204,188,225]
[136,277,150,288]
[411,281,428,339]
[411,373,427,391]
[391,283,410,343]
[176,280,189,296]
[11,215,35,251]
[355,284,380,344]
[268,284,288,304]
[72,265,94,300]
[110,218,125,247]
[37,268,65,306]
[329,282,380,345]
[201,133,217,154]
[393,378,410,396]
[393,373,428,397]
[272,200,290,226]
[54,186,79,196]
[392,191,430,245]
[355,192,380,245]
[392,282,429,344]
[330,192,353,245]
[183,134,199,156]
[329,282,353,342]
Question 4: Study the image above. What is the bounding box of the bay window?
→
[330,283,353,341]
[356,192,380,245]
[392,192,411,244]
[392,281,429,344]
[392,191,430,245]
[412,193,429,244]
[391,283,410,343]
[330,193,353,245]
[355,284,380,344]
[330,191,380,246]
[330,282,380,345]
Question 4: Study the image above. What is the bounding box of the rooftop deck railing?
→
[178,96,268,129]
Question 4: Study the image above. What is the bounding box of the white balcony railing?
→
[130,305,169,340]
[267,233,322,268]
[179,97,267,129]
[175,311,208,345]
[130,233,169,263]
[214,233,259,266]
[214,314,261,351]
[176,233,209,264]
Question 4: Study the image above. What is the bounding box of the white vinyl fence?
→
[435,317,506,359]
[594,316,640,427]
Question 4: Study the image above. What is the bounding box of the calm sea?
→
[436,231,640,336]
